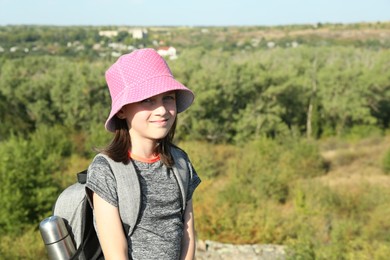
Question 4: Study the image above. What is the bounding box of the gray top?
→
[86,156,201,260]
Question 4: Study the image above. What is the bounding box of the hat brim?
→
[105,75,194,132]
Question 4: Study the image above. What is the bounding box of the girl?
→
[86,48,201,260]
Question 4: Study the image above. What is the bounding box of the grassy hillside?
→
[186,134,390,258]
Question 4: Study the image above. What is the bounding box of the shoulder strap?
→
[170,147,191,212]
[94,154,141,237]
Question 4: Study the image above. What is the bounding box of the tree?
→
[0,126,72,234]
[317,47,379,136]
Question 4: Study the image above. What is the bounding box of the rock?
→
[195,240,286,260]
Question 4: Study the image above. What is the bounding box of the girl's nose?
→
[154,103,168,115]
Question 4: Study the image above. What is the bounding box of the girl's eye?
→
[164,95,176,101]
[141,98,153,103]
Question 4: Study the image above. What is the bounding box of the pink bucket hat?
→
[104,48,194,132]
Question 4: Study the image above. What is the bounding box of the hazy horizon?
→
[1,0,389,27]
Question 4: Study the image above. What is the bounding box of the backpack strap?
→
[77,170,88,184]
[95,154,141,237]
[170,147,191,212]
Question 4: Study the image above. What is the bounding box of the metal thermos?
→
[39,216,76,260]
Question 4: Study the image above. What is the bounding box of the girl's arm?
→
[180,199,196,260]
[93,192,128,260]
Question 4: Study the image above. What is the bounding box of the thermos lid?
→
[39,216,69,244]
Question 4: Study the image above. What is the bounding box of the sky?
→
[0,0,389,27]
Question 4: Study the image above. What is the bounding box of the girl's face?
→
[117,91,177,144]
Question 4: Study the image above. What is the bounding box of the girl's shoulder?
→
[87,153,115,178]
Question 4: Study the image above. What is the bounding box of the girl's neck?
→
[130,139,158,159]
[130,148,157,158]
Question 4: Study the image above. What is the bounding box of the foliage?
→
[0,227,47,259]
[0,56,109,140]
[191,139,326,243]
[2,40,390,143]
[170,47,390,143]
[187,137,390,259]
[383,148,390,174]
[0,125,72,235]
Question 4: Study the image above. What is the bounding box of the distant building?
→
[291,41,299,48]
[111,51,121,57]
[92,43,101,50]
[267,41,276,48]
[157,46,177,59]
[130,28,148,39]
[108,42,128,51]
[99,30,119,38]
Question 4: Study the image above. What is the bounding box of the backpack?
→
[47,147,191,260]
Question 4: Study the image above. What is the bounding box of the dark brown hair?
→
[100,116,176,167]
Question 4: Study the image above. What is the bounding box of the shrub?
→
[383,148,390,174]
[0,226,46,259]
[178,141,235,179]
[342,125,383,141]
[83,121,112,157]
[0,125,72,234]
[227,138,326,203]
[193,137,328,244]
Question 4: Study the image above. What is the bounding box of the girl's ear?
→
[116,109,126,119]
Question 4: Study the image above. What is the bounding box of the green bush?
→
[225,138,326,204]
[0,125,72,234]
[178,141,234,179]
[83,121,112,157]
[383,148,390,174]
[342,125,384,141]
[0,227,47,259]
[193,138,328,244]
